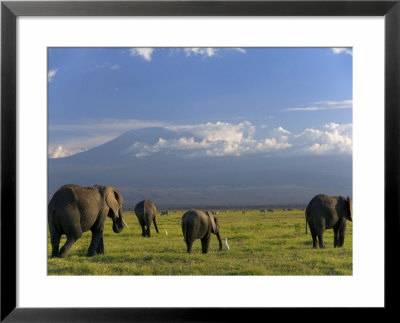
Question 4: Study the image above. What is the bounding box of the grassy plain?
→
[48,209,352,275]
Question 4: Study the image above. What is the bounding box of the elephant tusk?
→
[121,218,129,229]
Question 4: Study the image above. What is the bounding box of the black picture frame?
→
[1,0,399,321]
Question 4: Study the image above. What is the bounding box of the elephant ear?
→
[105,187,120,218]
[206,211,217,233]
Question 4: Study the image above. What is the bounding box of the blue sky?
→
[48,47,352,158]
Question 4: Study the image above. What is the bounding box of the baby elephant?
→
[305,194,353,248]
[181,209,223,253]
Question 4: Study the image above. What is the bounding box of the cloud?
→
[48,145,84,159]
[184,48,217,58]
[232,48,246,54]
[48,119,169,158]
[183,48,247,59]
[126,48,246,61]
[283,100,352,112]
[167,121,255,143]
[129,48,154,61]
[331,48,353,56]
[293,123,352,155]
[48,68,58,82]
[49,119,352,159]
[127,122,351,158]
[126,122,294,158]
[48,135,118,158]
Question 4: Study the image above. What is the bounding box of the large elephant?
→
[48,184,128,258]
[305,194,352,248]
[134,200,159,237]
[181,209,223,253]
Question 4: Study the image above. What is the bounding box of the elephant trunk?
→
[112,221,123,233]
[215,231,223,251]
[112,211,125,233]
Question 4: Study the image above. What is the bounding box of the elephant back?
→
[144,200,157,214]
[182,209,210,227]
[134,200,145,214]
[134,199,157,215]
[49,184,80,208]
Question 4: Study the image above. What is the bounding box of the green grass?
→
[48,209,352,275]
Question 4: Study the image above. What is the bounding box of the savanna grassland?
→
[48,209,352,275]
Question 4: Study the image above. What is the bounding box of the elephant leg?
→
[96,237,104,254]
[200,239,206,253]
[141,225,146,237]
[143,213,151,237]
[333,227,340,248]
[59,233,80,258]
[318,232,326,248]
[338,234,345,247]
[311,234,318,248]
[309,227,318,248]
[50,233,61,258]
[338,221,347,247]
[87,230,104,257]
[201,236,211,254]
[146,225,151,237]
[186,240,193,253]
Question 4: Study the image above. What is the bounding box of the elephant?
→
[181,209,223,253]
[134,200,159,237]
[305,194,353,248]
[48,184,128,258]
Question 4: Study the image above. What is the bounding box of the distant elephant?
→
[305,194,353,248]
[134,200,159,237]
[48,184,128,258]
[181,209,223,253]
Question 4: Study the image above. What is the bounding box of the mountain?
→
[48,127,352,208]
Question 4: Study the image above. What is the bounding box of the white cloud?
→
[126,48,246,61]
[48,68,58,82]
[331,48,353,56]
[184,48,218,58]
[126,121,293,158]
[293,123,352,155]
[49,119,352,159]
[48,145,84,159]
[275,126,290,135]
[168,121,255,143]
[48,135,117,158]
[133,122,351,158]
[129,48,154,61]
[48,119,168,158]
[182,48,246,58]
[232,48,246,54]
[283,100,352,112]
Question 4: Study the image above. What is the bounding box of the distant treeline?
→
[122,202,307,211]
